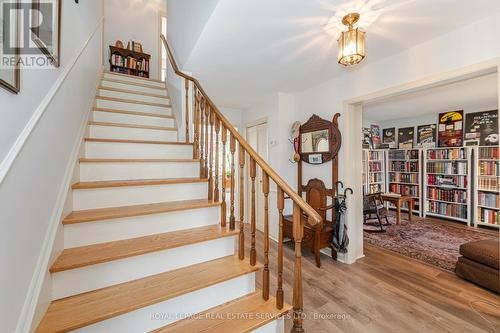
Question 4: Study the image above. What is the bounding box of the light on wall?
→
[337,13,365,66]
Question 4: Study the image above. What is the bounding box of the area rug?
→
[364,217,498,271]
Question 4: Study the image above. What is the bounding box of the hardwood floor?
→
[245,224,500,333]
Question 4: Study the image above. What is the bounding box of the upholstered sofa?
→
[455,238,499,293]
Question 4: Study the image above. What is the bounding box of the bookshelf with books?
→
[387,149,422,215]
[474,146,499,228]
[424,147,471,225]
[366,150,386,194]
[362,149,368,194]
[109,46,150,78]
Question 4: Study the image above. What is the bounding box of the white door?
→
[246,122,268,231]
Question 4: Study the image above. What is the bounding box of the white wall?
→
[104,0,166,80]
[0,2,103,332]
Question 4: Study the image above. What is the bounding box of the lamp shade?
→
[338,28,365,66]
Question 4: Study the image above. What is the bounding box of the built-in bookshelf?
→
[367,150,386,194]
[424,147,471,225]
[387,149,422,215]
[109,46,150,78]
[474,146,499,228]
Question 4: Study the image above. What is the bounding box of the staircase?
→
[35,71,291,332]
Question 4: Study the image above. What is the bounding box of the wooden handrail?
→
[161,34,321,226]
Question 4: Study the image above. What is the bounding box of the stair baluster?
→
[184,78,190,143]
[208,109,214,201]
[249,158,257,266]
[193,89,199,159]
[214,117,220,202]
[276,188,285,309]
[262,171,270,301]
[229,134,236,230]
[199,98,205,178]
[238,144,245,260]
[204,101,209,178]
[292,202,305,333]
[221,126,227,228]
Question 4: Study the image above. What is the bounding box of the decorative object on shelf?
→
[438,110,463,147]
[133,42,143,53]
[337,12,365,66]
[383,127,396,148]
[0,0,20,93]
[362,127,373,149]
[464,110,498,146]
[32,0,62,67]
[114,40,124,48]
[109,45,150,78]
[398,127,414,149]
[371,124,381,148]
[417,124,437,148]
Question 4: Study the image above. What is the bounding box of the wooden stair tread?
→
[84,137,193,145]
[63,199,219,224]
[96,95,171,108]
[88,121,177,131]
[98,85,170,99]
[79,158,199,163]
[72,177,207,189]
[93,107,174,119]
[152,292,292,333]
[104,70,165,84]
[38,256,260,332]
[101,77,167,91]
[50,225,237,272]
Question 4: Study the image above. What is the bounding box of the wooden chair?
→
[283,179,334,268]
[363,192,390,232]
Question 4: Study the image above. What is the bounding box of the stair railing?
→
[162,34,321,332]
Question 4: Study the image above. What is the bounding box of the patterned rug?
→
[364,216,498,271]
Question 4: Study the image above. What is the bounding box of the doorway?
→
[246,120,268,231]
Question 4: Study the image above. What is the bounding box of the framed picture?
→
[382,128,396,148]
[308,154,322,164]
[464,110,498,146]
[32,0,61,67]
[398,127,414,149]
[417,124,436,148]
[438,110,463,147]
[371,125,381,148]
[0,0,20,93]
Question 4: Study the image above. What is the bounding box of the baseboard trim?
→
[0,17,104,185]
[15,63,104,333]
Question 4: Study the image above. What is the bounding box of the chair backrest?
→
[300,178,333,222]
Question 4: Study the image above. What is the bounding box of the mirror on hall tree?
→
[301,129,330,153]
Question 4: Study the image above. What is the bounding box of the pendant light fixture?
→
[337,13,365,66]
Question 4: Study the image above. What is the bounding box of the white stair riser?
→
[64,206,220,248]
[96,98,171,116]
[52,236,237,300]
[99,89,171,105]
[104,72,165,88]
[84,141,193,159]
[80,161,199,182]
[252,318,285,333]
[73,182,208,210]
[72,273,255,333]
[88,124,177,141]
[93,110,175,127]
[101,79,168,96]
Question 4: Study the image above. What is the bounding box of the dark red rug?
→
[364,216,498,271]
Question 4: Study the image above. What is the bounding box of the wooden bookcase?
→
[474,146,499,229]
[386,149,422,215]
[423,147,471,225]
[109,46,150,78]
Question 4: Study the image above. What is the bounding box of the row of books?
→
[478,161,499,176]
[369,183,384,193]
[426,161,467,175]
[368,173,384,183]
[388,150,419,160]
[389,161,418,172]
[427,175,467,188]
[479,147,499,159]
[478,192,499,208]
[389,172,419,184]
[389,184,419,197]
[110,54,149,72]
[427,148,466,160]
[369,161,382,172]
[477,208,499,225]
[478,177,499,191]
[427,201,467,219]
[368,151,384,160]
[427,188,467,204]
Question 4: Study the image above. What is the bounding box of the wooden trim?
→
[93,107,174,119]
[96,95,171,108]
[72,177,208,190]
[84,138,193,145]
[161,34,321,226]
[63,199,220,224]
[98,86,169,99]
[79,158,199,163]
[88,121,177,131]
[104,70,165,84]
[38,257,261,332]
[102,77,166,90]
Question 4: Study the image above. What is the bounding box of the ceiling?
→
[182,0,500,109]
[363,73,498,121]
